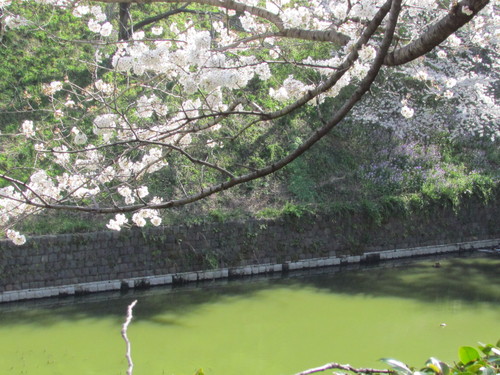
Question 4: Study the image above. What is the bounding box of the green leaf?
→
[459,346,481,364]
[425,358,450,375]
[193,369,205,375]
[380,358,413,375]
[465,363,483,373]
[478,343,493,356]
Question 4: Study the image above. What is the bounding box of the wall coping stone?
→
[1,238,498,304]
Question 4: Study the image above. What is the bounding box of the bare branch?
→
[126,4,218,39]
[216,28,350,51]
[97,0,285,29]
[275,28,350,45]
[140,140,236,178]
[95,0,350,46]
[295,362,394,375]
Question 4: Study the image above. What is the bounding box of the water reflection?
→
[0,252,499,375]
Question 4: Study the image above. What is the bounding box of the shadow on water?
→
[0,251,498,326]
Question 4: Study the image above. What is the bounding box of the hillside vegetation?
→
[0,2,498,235]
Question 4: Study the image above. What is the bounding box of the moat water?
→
[0,252,498,375]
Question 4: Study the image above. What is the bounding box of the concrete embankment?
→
[1,194,499,303]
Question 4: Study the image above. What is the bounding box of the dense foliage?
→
[380,342,500,375]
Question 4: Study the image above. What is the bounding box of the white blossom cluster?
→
[0,187,29,227]
[116,148,167,180]
[111,27,271,100]
[240,12,268,33]
[6,229,26,245]
[3,14,29,29]
[106,208,162,231]
[400,106,414,119]
[56,173,101,199]
[73,4,113,37]
[41,80,63,96]
[270,75,315,102]
[21,120,35,138]
[352,46,499,141]
[136,95,168,118]
[0,172,64,235]
[117,186,149,205]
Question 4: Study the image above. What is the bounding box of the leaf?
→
[480,367,495,375]
[486,355,500,364]
[459,346,481,364]
[426,364,441,374]
[478,343,491,355]
[465,363,483,373]
[380,358,413,375]
[193,369,205,375]
[425,358,450,375]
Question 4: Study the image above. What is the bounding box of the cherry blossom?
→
[401,106,415,119]
[0,0,497,243]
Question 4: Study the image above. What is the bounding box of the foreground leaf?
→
[459,346,481,364]
[380,358,413,375]
[425,357,450,375]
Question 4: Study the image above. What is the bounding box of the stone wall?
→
[1,194,499,301]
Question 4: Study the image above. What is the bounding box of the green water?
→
[0,254,499,375]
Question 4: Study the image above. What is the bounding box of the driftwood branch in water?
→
[121,299,138,375]
[118,300,395,375]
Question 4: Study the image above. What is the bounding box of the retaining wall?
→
[1,195,499,303]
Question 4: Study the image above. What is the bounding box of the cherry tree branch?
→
[216,28,350,51]
[0,174,51,207]
[137,0,402,212]
[0,0,400,216]
[95,0,350,46]
[142,140,236,178]
[125,4,225,39]
[256,0,394,121]
[2,0,487,221]
[384,0,490,66]
[98,0,284,28]
[0,0,397,217]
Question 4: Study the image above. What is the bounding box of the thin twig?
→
[295,362,394,375]
[121,300,138,375]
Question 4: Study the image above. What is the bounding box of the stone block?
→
[346,256,361,263]
[228,267,243,277]
[272,264,282,272]
[288,262,303,271]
